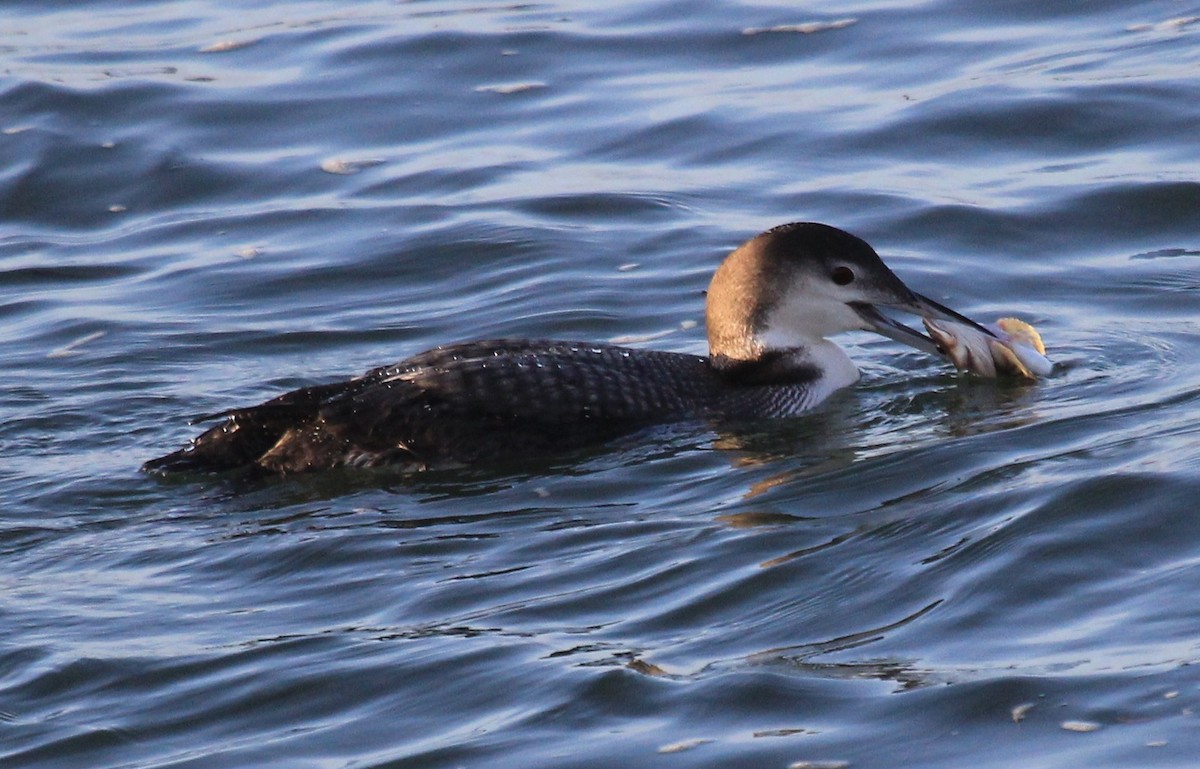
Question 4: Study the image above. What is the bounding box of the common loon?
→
[143,222,999,475]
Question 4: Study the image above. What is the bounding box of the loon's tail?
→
[141,379,356,474]
[141,412,278,475]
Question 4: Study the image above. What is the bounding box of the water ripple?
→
[5,1,1200,768]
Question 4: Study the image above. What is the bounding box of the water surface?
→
[3,1,1200,767]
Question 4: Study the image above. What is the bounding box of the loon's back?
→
[143,339,813,474]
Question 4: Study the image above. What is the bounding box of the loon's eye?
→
[831,266,855,286]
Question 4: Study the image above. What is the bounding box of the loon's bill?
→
[851,292,1001,357]
[143,221,1049,476]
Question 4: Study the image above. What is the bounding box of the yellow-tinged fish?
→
[924,316,1052,379]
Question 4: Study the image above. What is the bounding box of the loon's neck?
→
[794,338,861,402]
[711,340,859,386]
[709,339,860,412]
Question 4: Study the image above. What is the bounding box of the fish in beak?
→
[853,293,1052,379]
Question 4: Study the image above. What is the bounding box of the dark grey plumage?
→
[142,339,824,474]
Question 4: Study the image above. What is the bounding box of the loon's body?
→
[144,222,992,474]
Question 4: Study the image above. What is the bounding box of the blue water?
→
[3,1,1200,767]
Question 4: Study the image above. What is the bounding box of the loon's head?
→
[706,222,992,363]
